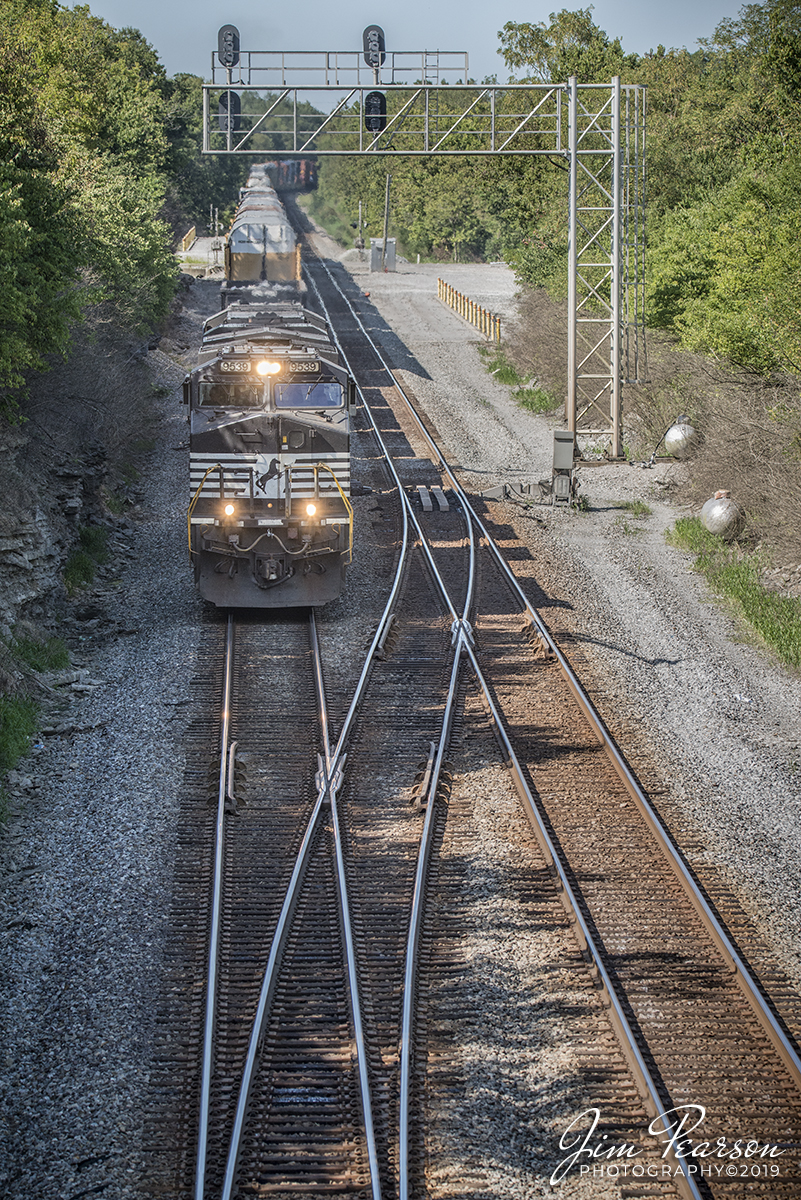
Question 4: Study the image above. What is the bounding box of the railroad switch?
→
[411,743,436,808]
[315,753,345,801]
[521,619,555,661]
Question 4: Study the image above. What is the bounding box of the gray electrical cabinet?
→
[553,430,576,470]
[552,430,576,503]
[370,238,396,272]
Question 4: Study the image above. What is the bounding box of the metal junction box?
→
[370,238,396,272]
[553,430,576,471]
[552,430,576,504]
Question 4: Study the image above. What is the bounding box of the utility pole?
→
[380,174,391,272]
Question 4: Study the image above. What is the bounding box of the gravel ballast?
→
[0,317,207,1199]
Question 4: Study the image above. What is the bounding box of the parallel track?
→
[299,232,801,1197]
[148,221,801,1199]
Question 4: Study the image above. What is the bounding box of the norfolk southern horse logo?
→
[255,456,282,495]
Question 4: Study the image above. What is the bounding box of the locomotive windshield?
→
[200,382,261,407]
[274,381,342,408]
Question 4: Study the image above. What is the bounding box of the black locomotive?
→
[186,300,354,607]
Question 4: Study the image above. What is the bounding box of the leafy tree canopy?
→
[0,0,247,415]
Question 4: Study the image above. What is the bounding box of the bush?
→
[65,524,110,593]
[78,524,109,563]
[64,550,96,594]
[11,634,69,673]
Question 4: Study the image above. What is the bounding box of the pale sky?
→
[76,0,742,82]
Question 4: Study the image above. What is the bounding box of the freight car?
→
[186,301,354,607]
[248,159,318,191]
[224,173,301,287]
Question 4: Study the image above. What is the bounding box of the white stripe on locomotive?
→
[189,452,349,498]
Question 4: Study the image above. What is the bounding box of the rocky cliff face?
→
[0,298,188,647]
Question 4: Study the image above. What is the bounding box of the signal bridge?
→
[204,26,646,459]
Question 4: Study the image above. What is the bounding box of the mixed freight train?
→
[186,166,354,608]
[223,162,310,291]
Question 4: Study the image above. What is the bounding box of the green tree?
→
[0,0,183,413]
[497,7,639,82]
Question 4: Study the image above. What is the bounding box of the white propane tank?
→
[701,491,746,540]
[664,415,698,459]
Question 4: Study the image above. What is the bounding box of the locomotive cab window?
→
[199,381,261,408]
[274,381,342,409]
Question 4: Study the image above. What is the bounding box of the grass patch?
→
[667,517,801,668]
[10,633,69,672]
[617,500,652,518]
[0,695,39,773]
[615,518,644,535]
[65,525,109,594]
[666,516,720,555]
[79,525,109,563]
[65,550,96,593]
[479,345,523,386]
[515,386,558,414]
[104,490,125,515]
[478,346,558,413]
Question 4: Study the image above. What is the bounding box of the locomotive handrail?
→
[314,461,354,563]
[187,462,223,554]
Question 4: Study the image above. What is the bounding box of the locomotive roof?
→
[204,303,327,335]
[197,303,341,367]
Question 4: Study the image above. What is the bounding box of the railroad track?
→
[149,378,471,1198]
[298,232,801,1196]
[147,220,801,1199]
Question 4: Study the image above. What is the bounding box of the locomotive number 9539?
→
[218,359,321,375]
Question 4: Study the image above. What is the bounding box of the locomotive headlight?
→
[256,360,282,376]
[224,503,236,517]
[305,503,317,516]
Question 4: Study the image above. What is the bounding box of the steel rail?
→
[310,610,382,1200]
[220,773,328,1200]
[218,395,413,1199]
[195,613,235,1200]
[398,514,476,1200]
[303,265,480,1198]
[308,251,801,1095]
[387,523,704,1199]
[457,632,704,1198]
[301,252,773,1200]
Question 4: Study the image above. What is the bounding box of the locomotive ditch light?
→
[305,503,317,516]
[256,359,282,376]
[224,503,236,516]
